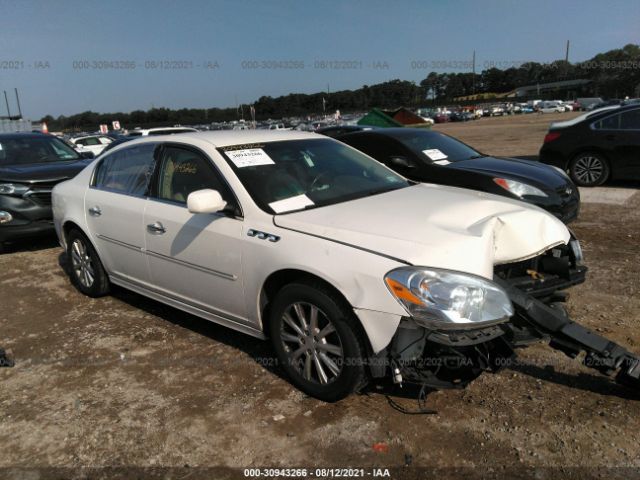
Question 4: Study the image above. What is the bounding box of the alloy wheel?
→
[574,156,604,185]
[70,238,95,288]
[280,302,344,385]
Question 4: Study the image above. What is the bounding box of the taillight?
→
[544,131,561,143]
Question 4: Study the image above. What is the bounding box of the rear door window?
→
[593,113,621,130]
[620,109,640,130]
[93,143,157,196]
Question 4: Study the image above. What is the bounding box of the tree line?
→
[41,44,640,131]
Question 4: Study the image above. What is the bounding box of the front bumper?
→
[0,220,55,242]
[0,192,54,242]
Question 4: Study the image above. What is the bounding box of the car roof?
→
[109,130,324,150]
[0,132,54,140]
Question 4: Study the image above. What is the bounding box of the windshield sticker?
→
[269,194,315,213]
[422,148,448,161]
[433,159,451,165]
[226,148,275,168]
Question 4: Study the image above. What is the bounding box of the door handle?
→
[88,206,102,216]
[605,134,616,141]
[147,222,166,234]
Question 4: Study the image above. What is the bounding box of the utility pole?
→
[14,88,22,118]
[472,50,476,96]
[3,91,11,117]
[565,40,570,63]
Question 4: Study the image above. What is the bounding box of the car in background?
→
[96,136,135,157]
[70,135,114,156]
[490,105,504,116]
[127,127,198,137]
[539,104,640,186]
[432,112,449,123]
[334,128,580,224]
[575,98,603,111]
[316,125,375,138]
[0,133,93,251]
[537,101,563,113]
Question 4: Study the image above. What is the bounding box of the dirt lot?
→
[1,113,640,479]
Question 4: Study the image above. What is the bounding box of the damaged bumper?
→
[383,240,640,392]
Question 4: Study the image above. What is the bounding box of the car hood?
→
[445,156,568,190]
[0,159,91,184]
[274,184,570,279]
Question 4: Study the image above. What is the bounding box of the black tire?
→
[269,282,368,402]
[569,152,610,186]
[66,229,110,297]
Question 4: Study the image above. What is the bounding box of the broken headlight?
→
[385,267,514,330]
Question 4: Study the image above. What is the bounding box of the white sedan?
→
[53,130,576,401]
[70,135,114,156]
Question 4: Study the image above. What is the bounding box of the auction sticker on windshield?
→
[226,148,275,168]
[422,148,448,161]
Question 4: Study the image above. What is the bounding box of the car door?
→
[143,144,247,322]
[617,108,640,179]
[85,142,158,285]
[592,109,640,179]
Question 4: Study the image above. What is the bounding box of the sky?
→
[0,0,638,119]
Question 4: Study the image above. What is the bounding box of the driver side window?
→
[155,146,233,206]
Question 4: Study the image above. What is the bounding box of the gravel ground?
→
[1,113,639,480]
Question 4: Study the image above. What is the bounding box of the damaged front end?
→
[378,234,640,393]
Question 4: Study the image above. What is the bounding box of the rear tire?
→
[269,282,368,402]
[66,229,110,297]
[570,152,610,186]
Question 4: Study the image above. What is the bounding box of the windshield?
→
[392,130,482,163]
[0,136,81,166]
[219,138,409,214]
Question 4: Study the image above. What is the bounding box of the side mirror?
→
[187,189,227,214]
[389,156,416,169]
[80,151,95,159]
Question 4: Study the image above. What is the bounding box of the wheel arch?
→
[567,147,611,170]
[62,220,86,244]
[259,268,373,355]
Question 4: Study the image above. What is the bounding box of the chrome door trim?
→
[145,249,238,281]
[96,234,142,252]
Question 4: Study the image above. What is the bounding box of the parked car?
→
[0,133,94,251]
[70,135,114,156]
[316,125,375,138]
[490,105,504,116]
[432,112,449,123]
[127,127,198,137]
[97,136,135,156]
[575,97,603,111]
[588,99,623,111]
[537,101,563,113]
[52,130,640,400]
[333,128,580,223]
[539,105,640,186]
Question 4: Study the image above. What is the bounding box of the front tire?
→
[570,152,610,186]
[66,229,110,297]
[269,282,368,402]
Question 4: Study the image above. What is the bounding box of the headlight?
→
[0,183,29,195]
[385,267,513,330]
[493,178,548,198]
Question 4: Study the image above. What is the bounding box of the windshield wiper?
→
[467,154,487,159]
